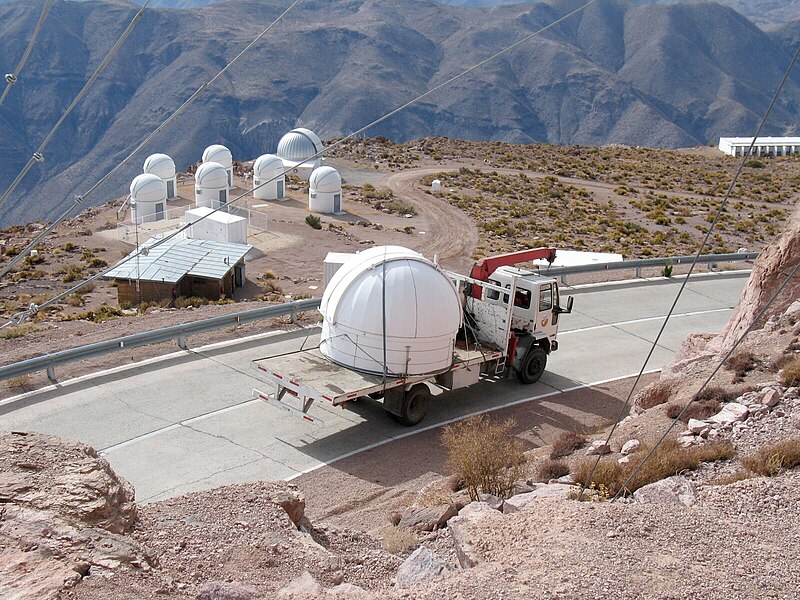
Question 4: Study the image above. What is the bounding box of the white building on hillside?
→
[195,162,229,209]
[143,153,178,199]
[202,144,234,188]
[719,137,800,157]
[130,173,167,223]
[309,166,342,214]
[253,154,285,200]
[277,128,323,180]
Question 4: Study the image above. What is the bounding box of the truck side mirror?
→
[555,296,574,314]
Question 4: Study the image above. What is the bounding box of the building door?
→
[219,189,227,207]
[234,264,244,287]
[227,170,232,188]
[167,180,175,198]
[277,180,284,198]
[155,202,165,221]
[333,193,341,213]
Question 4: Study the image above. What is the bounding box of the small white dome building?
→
[130,173,167,224]
[195,162,229,209]
[276,128,323,180]
[319,246,462,376]
[309,166,342,214]
[202,144,234,189]
[431,179,442,191]
[143,153,177,199]
[253,154,285,200]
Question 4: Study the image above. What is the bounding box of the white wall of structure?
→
[253,154,285,200]
[719,137,800,157]
[143,153,178,199]
[202,144,234,189]
[185,207,247,244]
[130,173,167,224]
[308,166,342,214]
[195,162,229,209]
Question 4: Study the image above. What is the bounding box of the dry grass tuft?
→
[696,385,741,404]
[379,525,417,555]
[742,438,800,476]
[779,357,800,388]
[549,431,587,459]
[536,459,570,482]
[442,415,526,501]
[665,399,721,423]
[712,470,753,486]
[572,439,735,497]
[726,350,758,382]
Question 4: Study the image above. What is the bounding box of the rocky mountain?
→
[1,0,799,226]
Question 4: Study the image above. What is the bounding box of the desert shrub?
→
[61,242,76,252]
[67,294,85,307]
[62,265,83,283]
[742,438,800,476]
[572,439,734,497]
[441,415,526,500]
[665,399,721,423]
[695,385,740,404]
[262,269,276,280]
[383,199,416,215]
[712,470,753,486]
[633,379,673,410]
[726,351,758,381]
[779,356,800,387]
[8,374,31,390]
[380,526,417,555]
[86,258,108,269]
[745,160,765,169]
[0,324,37,340]
[661,264,673,277]
[305,214,322,229]
[70,305,123,323]
[175,296,209,309]
[536,459,570,482]
[550,431,587,459]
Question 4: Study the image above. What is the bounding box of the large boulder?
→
[277,571,323,598]
[448,502,498,568]
[633,476,697,507]
[398,503,462,532]
[395,546,452,588]
[196,581,259,600]
[502,484,574,513]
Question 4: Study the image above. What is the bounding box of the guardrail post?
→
[177,334,187,350]
[560,274,567,285]
[46,364,56,382]
[635,267,642,278]
[291,307,298,326]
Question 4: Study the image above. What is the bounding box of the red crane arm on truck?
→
[468,247,557,298]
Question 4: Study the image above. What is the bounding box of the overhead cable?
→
[0,0,305,281]
[0,0,151,211]
[0,0,55,109]
[3,0,601,325]
[577,43,800,500]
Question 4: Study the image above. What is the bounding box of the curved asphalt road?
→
[0,273,748,502]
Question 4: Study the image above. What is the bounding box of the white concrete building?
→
[277,128,323,180]
[195,162,229,209]
[130,174,167,224]
[319,246,462,376]
[719,137,800,157]
[309,166,342,214]
[185,206,248,244]
[252,154,285,200]
[143,153,178,199]
[202,144,234,189]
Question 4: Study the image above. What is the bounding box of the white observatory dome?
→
[202,144,233,168]
[277,128,323,163]
[319,246,462,376]
[143,153,176,179]
[309,166,341,193]
[130,173,167,204]
[253,154,284,179]
[195,161,229,189]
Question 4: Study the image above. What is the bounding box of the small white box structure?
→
[323,252,356,287]
[185,207,247,244]
[431,179,442,191]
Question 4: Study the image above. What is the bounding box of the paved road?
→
[0,274,747,502]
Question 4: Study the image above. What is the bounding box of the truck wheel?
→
[516,346,547,384]
[398,384,431,426]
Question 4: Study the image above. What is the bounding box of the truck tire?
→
[398,383,431,426]
[516,346,547,384]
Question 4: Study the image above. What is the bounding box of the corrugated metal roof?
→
[105,237,252,284]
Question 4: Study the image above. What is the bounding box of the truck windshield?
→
[539,284,553,311]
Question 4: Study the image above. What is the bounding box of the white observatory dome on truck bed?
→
[319,246,462,376]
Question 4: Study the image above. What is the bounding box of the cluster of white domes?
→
[320,246,462,376]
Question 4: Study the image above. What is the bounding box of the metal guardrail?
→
[0,297,321,383]
[543,252,759,284]
[0,251,758,384]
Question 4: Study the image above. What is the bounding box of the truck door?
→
[537,282,554,330]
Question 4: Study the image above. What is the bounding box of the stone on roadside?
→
[327,583,371,597]
[502,484,573,514]
[273,490,311,530]
[761,388,781,407]
[449,502,499,569]
[618,456,630,465]
[196,581,259,600]
[687,419,707,434]
[633,476,696,507]
[708,402,749,426]
[621,439,641,455]
[398,503,461,532]
[478,494,504,512]
[277,571,322,598]
[585,440,611,456]
[395,546,452,588]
